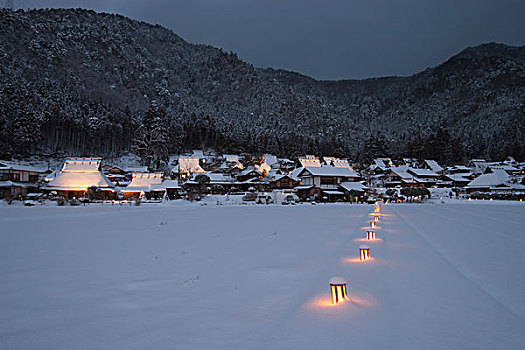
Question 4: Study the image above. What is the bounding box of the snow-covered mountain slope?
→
[0,9,524,161]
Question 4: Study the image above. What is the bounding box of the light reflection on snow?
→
[361,225,381,230]
[304,293,376,311]
[353,238,383,242]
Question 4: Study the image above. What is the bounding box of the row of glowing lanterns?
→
[329,202,380,305]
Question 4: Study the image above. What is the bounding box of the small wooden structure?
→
[329,276,348,304]
[360,245,371,261]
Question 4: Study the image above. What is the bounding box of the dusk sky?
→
[13,0,525,80]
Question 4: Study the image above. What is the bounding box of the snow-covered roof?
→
[175,157,205,174]
[0,180,38,188]
[47,158,113,191]
[263,154,278,167]
[290,167,303,181]
[388,167,413,180]
[0,161,44,173]
[424,160,444,173]
[340,181,369,192]
[447,165,472,173]
[324,157,353,169]
[204,172,235,184]
[407,168,439,178]
[238,166,261,177]
[467,169,510,188]
[124,166,148,173]
[223,154,240,163]
[322,190,344,195]
[220,154,244,170]
[298,166,359,178]
[122,173,163,192]
[298,155,321,168]
[149,179,181,191]
[61,158,101,173]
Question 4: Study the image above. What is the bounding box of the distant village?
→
[1,151,525,205]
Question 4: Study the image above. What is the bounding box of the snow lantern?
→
[370,221,376,229]
[374,214,379,222]
[367,230,375,240]
[329,276,348,304]
[360,245,371,261]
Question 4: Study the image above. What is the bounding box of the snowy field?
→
[1,202,524,349]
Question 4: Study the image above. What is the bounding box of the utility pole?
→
[5,0,14,10]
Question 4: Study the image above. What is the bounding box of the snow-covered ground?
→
[1,202,524,349]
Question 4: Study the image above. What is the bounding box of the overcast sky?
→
[14,0,525,80]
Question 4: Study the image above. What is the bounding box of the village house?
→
[236,166,262,182]
[406,168,440,187]
[45,158,114,199]
[368,158,392,175]
[383,167,419,188]
[217,154,244,174]
[173,156,205,180]
[295,166,360,202]
[465,167,525,194]
[119,172,165,199]
[339,181,370,202]
[263,169,297,190]
[0,161,44,198]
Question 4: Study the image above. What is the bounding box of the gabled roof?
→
[324,157,353,169]
[447,165,472,173]
[424,160,444,173]
[263,154,278,167]
[220,154,244,170]
[61,158,101,173]
[47,158,113,191]
[175,157,205,174]
[298,155,321,168]
[407,168,439,177]
[467,168,510,188]
[298,166,359,178]
[237,166,261,177]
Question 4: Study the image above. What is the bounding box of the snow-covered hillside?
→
[0,202,524,349]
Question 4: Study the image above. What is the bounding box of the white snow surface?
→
[1,202,525,349]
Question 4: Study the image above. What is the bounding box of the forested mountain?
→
[1,8,524,165]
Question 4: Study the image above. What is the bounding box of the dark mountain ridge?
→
[1,8,524,164]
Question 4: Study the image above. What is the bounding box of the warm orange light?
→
[367,230,375,240]
[329,277,348,304]
[359,245,371,261]
[374,215,379,222]
[370,221,376,229]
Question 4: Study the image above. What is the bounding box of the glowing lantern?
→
[329,276,348,304]
[360,245,371,261]
[367,230,375,240]
[374,214,379,222]
[370,221,376,229]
